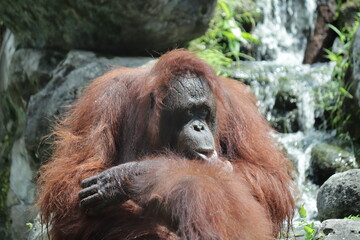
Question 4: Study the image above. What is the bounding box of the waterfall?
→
[253,0,317,63]
[231,0,345,219]
[233,63,335,220]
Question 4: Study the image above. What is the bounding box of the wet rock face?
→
[303,0,337,64]
[317,169,360,221]
[25,51,153,162]
[0,0,216,55]
[345,25,360,143]
[351,26,360,99]
[308,143,358,185]
[272,92,299,133]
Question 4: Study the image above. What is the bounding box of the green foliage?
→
[280,205,317,240]
[284,205,316,240]
[0,134,10,238]
[188,0,259,75]
[299,204,307,218]
[0,169,9,211]
[322,14,359,135]
[299,205,316,240]
[344,215,360,220]
[26,222,34,230]
[0,166,10,238]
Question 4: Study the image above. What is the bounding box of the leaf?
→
[299,204,307,218]
[223,31,236,40]
[26,222,34,230]
[328,24,345,43]
[324,49,338,62]
[304,225,314,233]
[241,32,260,43]
[219,1,230,19]
[340,87,353,99]
[238,52,255,61]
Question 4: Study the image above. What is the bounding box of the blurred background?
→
[0,0,359,239]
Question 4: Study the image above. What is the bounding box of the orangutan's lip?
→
[194,150,218,162]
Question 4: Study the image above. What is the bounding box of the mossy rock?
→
[0,0,216,55]
[308,143,358,185]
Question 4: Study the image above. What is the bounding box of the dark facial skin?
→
[79,75,221,214]
[160,75,217,161]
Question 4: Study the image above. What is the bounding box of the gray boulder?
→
[24,50,153,162]
[317,169,360,220]
[0,0,216,55]
[314,219,360,240]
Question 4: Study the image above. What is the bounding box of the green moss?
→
[311,143,357,171]
[0,166,10,239]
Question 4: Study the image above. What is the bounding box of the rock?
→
[274,92,297,112]
[303,0,337,64]
[0,0,216,55]
[272,92,299,133]
[0,22,5,47]
[0,31,64,165]
[27,215,49,240]
[7,48,64,102]
[0,32,153,238]
[7,137,37,240]
[24,50,153,162]
[344,25,360,143]
[349,25,360,104]
[314,219,360,240]
[227,61,335,133]
[8,138,35,204]
[308,143,358,185]
[317,169,360,221]
[0,32,55,240]
[0,31,63,140]
[9,204,36,240]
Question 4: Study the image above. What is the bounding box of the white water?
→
[236,63,334,219]
[231,61,336,219]
[253,0,317,64]
[275,131,336,218]
[233,0,344,219]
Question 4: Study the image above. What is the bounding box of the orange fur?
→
[37,49,294,239]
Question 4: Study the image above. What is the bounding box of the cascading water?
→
[230,61,336,218]
[231,0,347,220]
[253,0,316,63]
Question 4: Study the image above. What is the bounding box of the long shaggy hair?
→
[37,49,294,240]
